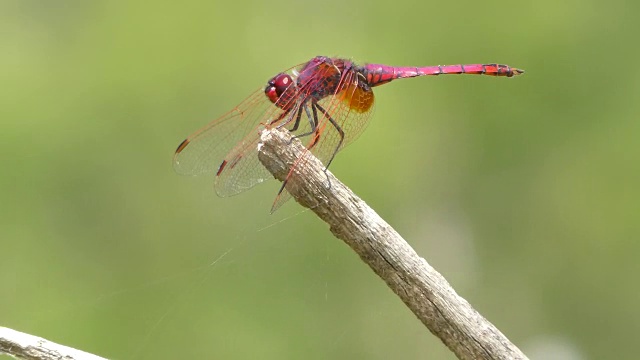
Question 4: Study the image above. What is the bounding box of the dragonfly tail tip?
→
[512,68,525,76]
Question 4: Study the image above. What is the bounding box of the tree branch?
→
[0,326,107,360]
[257,128,528,360]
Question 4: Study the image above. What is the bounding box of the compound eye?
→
[264,73,293,104]
[265,85,278,103]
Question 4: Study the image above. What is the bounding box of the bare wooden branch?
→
[0,327,107,360]
[258,128,528,360]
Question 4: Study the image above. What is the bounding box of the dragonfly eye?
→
[265,73,293,104]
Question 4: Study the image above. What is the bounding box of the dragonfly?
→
[174,56,524,211]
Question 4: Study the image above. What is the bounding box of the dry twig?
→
[0,326,107,360]
[257,128,528,360]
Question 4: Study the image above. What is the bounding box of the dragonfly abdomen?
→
[363,63,524,87]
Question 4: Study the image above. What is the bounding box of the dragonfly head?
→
[265,73,294,104]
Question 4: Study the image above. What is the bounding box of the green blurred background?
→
[2,0,638,359]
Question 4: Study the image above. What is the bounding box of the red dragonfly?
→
[174,56,524,211]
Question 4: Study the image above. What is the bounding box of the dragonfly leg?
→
[307,104,321,149]
[314,103,344,189]
[267,108,298,135]
[293,102,323,149]
[276,101,342,195]
[277,103,326,195]
[276,177,287,197]
[279,105,302,131]
[275,105,302,129]
[289,103,319,144]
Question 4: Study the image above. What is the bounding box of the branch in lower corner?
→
[0,326,107,360]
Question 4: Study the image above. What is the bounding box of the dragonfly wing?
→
[174,86,298,197]
[173,89,269,176]
[214,131,273,197]
[173,60,328,197]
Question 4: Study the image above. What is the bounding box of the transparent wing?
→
[173,89,270,176]
[173,59,339,198]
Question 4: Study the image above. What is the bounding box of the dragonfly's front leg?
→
[273,105,302,129]
[289,102,320,144]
